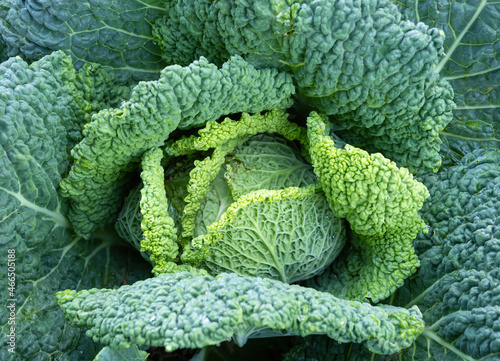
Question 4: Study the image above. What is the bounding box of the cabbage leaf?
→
[0,0,168,81]
[395,0,500,165]
[0,52,150,361]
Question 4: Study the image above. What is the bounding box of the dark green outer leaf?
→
[0,0,168,81]
[385,148,500,361]
[395,0,500,165]
[0,52,150,361]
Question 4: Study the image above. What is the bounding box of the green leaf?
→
[304,112,427,302]
[56,272,425,356]
[201,184,346,283]
[395,0,500,164]
[0,0,168,81]
[0,52,150,361]
[0,37,8,62]
[371,147,500,361]
[93,346,148,361]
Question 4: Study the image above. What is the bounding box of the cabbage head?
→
[118,131,346,283]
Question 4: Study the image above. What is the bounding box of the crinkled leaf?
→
[56,272,425,356]
[353,147,500,361]
[0,52,150,361]
[0,0,168,81]
[201,185,346,284]
[304,112,427,302]
[395,0,500,166]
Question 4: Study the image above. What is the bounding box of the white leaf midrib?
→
[1,187,71,228]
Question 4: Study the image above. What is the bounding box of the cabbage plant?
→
[0,0,498,360]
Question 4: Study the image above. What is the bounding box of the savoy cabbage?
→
[0,0,499,360]
[118,129,347,283]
